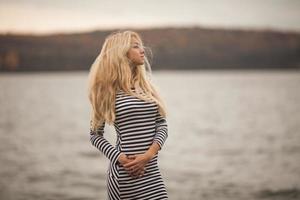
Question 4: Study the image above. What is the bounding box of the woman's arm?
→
[153,110,168,150]
[124,111,168,175]
[142,111,169,159]
[89,120,121,164]
[90,120,145,177]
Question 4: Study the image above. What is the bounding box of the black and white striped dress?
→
[90,88,168,200]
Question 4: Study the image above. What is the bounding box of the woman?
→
[87,30,169,200]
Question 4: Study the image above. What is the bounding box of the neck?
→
[129,62,136,72]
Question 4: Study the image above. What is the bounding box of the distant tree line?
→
[0,27,300,72]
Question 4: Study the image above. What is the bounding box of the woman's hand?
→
[118,153,145,178]
[118,153,132,166]
[123,152,153,178]
[118,141,160,178]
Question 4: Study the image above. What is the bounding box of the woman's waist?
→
[117,143,153,154]
[114,156,159,172]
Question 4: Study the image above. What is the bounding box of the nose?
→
[140,48,145,55]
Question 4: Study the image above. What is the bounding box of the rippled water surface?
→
[0,70,300,200]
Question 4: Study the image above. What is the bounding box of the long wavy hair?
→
[88,30,167,131]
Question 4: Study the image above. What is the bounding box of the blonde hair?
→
[87,30,167,131]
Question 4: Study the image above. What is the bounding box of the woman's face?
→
[127,37,145,66]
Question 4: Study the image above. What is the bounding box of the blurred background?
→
[0,0,300,199]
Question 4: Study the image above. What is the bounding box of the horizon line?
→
[1,24,300,36]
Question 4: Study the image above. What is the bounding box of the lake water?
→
[0,70,300,200]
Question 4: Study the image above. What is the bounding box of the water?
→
[0,70,300,200]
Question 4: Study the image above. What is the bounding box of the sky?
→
[0,0,300,34]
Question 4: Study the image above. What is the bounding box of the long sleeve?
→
[153,111,168,149]
[89,120,121,164]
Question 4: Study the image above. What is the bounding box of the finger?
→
[130,169,141,178]
[124,167,132,174]
[123,164,136,172]
[130,166,143,174]
[132,163,145,171]
[125,168,135,177]
[138,170,145,178]
[132,167,145,178]
[124,160,138,168]
[131,166,142,174]
[132,169,144,178]
[135,167,145,175]
[127,155,136,160]
[130,166,140,174]
[127,170,136,178]
[124,164,137,171]
[131,170,140,177]
[139,170,144,176]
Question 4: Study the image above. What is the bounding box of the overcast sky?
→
[0,0,299,34]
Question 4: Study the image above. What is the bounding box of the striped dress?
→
[90,88,168,200]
